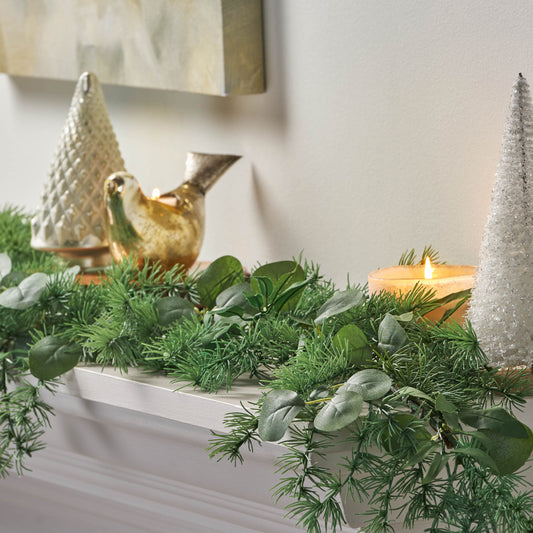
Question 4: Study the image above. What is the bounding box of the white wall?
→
[1,1,533,285]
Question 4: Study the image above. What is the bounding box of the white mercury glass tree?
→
[31,72,125,267]
[468,74,533,367]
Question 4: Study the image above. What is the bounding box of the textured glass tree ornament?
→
[104,152,241,270]
[468,74,533,367]
[31,72,126,268]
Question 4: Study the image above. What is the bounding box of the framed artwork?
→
[0,0,264,95]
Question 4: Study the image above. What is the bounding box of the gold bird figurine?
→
[104,152,241,270]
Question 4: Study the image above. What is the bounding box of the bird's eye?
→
[106,175,125,196]
[113,176,125,191]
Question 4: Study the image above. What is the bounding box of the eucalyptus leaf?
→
[251,261,305,288]
[422,452,450,485]
[212,305,246,319]
[215,282,255,317]
[156,296,196,326]
[443,411,461,430]
[345,369,392,401]
[314,288,364,325]
[244,292,265,311]
[435,393,457,414]
[29,336,82,380]
[337,381,364,395]
[196,256,244,309]
[309,386,331,401]
[393,386,434,403]
[314,390,363,432]
[406,441,440,466]
[271,278,313,314]
[212,314,248,328]
[253,276,275,301]
[396,312,414,323]
[459,407,529,438]
[0,272,49,310]
[199,322,233,345]
[476,425,533,474]
[258,390,305,441]
[453,447,500,473]
[251,261,306,312]
[333,324,372,365]
[378,313,408,354]
[469,430,497,450]
[0,253,11,281]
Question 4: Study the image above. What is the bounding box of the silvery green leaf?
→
[156,296,196,326]
[314,390,363,432]
[314,289,365,325]
[443,411,461,430]
[309,386,331,400]
[258,389,305,441]
[196,256,244,309]
[337,381,364,395]
[406,441,439,466]
[393,386,434,403]
[0,272,49,310]
[378,313,408,354]
[215,282,255,317]
[396,312,414,322]
[333,324,372,365]
[0,253,11,281]
[435,393,457,413]
[251,261,306,312]
[272,278,312,314]
[452,447,500,473]
[345,369,392,401]
[422,452,450,485]
[29,335,82,380]
[459,407,529,438]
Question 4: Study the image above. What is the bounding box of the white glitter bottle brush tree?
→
[31,72,126,268]
[468,73,533,368]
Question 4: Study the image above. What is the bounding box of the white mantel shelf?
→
[0,366,362,533]
[59,364,265,434]
[2,366,532,533]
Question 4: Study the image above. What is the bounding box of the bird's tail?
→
[182,152,241,194]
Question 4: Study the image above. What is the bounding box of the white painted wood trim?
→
[57,365,263,433]
[19,446,301,533]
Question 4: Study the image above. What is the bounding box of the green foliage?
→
[1,207,533,532]
[314,288,364,325]
[210,303,533,532]
[250,260,306,312]
[0,206,59,271]
[196,255,244,308]
[258,389,305,441]
[398,245,443,266]
[332,324,372,366]
[29,336,82,380]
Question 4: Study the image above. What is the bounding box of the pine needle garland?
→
[0,206,532,532]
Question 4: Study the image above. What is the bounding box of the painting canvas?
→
[0,0,264,95]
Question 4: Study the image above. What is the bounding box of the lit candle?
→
[368,259,475,322]
[151,188,178,208]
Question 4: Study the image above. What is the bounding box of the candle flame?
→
[151,188,161,200]
[424,257,433,279]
